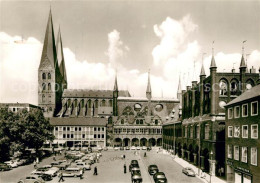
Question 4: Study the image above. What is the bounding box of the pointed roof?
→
[200,62,206,76]
[113,72,118,91]
[177,75,182,93]
[240,55,246,68]
[210,43,217,69]
[146,70,152,94]
[56,27,67,82]
[39,9,57,69]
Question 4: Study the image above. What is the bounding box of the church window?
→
[230,79,239,96]
[155,104,163,112]
[109,100,112,107]
[48,83,51,91]
[49,107,52,111]
[134,103,142,111]
[219,80,227,96]
[42,83,46,91]
[48,73,51,79]
[155,119,158,125]
[140,119,144,124]
[121,119,124,124]
[136,120,140,124]
[42,95,45,103]
[49,95,51,102]
[42,73,46,80]
[101,99,106,107]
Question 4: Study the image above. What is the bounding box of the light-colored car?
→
[103,147,108,151]
[62,167,83,177]
[4,161,18,168]
[44,167,59,177]
[114,147,119,151]
[31,167,49,175]
[18,175,45,183]
[136,146,141,150]
[74,162,91,170]
[182,167,196,177]
[131,146,136,150]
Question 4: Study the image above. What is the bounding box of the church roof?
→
[113,74,118,91]
[226,85,260,106]
[56,27,67,82]
[62,89,130,98]
[50,117,107,126]
[200,63,206,76]
[118,96,179,102]
[39,9,57,69]
[210,55,217,68]
[240,55,247,68]
[177,75,182,93]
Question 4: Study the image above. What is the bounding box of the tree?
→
[0,108,54,161]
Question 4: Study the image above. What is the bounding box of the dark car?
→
[131,172,142,183]
[40,173,53,181]
[182,167,196,177]
[148,165,159,175]
[153,172,167,183]
[0,163,12,171]
[129,160,139,171]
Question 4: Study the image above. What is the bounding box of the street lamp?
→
[210,150,213,183]
[171,109,175,156]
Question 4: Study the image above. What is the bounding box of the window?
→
[98,134,100,138]
[49,107,52,111]
[79,127,81,131]
[48,73,51,79]
[42,83,46,91]
[136,120,139,124]
[234,146,239,160]
[49,95,51,102]
[63,134,66,138]
[234,106,240,118]
[102,127,104,131]
[102,134,104,138]
[219,80,228,96]
[228,126,233,137]
[71,134,74,138]
[230,80,239,96]
[75,127,78,131]
[196,125,200,139]
[185,126,187,138]
[251,124,258,139]
[251,147,257,166]
[101,99,106,107]
[190,126,193,138]
[94,127,96,131]
[94,134,96,138]
[242,104,248,117]
[140,120,144,124]
[228,108,233,119]
[205,124,209,140]
[67,134,70,138]
[82,134,85,138]
[42,73,46,80]
[155,119,158,125]
[241,147,247,163]
[67,127,70,131]
[121,119,124,124]
[42,95,45,103]
[98,127,100,131]
[242,125,248,138]
[48,83,51,91]
[251,101,258,116]
[63,127,66,131]
[228,145,232,159]
[234,126,240,138]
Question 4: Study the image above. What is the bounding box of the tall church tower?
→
[146,70,152,116]
[113,72,119,116]
[38,10,64,117]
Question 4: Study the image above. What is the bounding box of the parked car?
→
[31,167,49,175]
[142,146,147,150]
[18,175,45,183]
[62,167,83,177]
[120,147,124,151]
[131,146,136,150]
[19,159,28,165]
[39,174,52,181]
[74,162,91,170]
[50,161,62,167]
[131,172,142,183]
[125,146,130,150]
[182,167,196,177]
[129,160,139,171]
[114,147,119,151]
[131,167,141,176]
[148,165,159,175]
[103,147,108,151]
[4,161,18,168]
[44,167,59,177]
[153,172,167,183]
[136,146,141,150]
[0,163,12,171]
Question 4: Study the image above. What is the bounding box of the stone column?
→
[209,159,216,176]
[193,153,197,165]
[200,156,205,170]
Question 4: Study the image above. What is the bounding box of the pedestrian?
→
[58,172,64,182]
[53,156,56,161]
[123,154,125,159]
[33,160,37,169]
[93,166,98,175]
[124,163,126,174]
[200,171,205,179]
[80,173,83,179]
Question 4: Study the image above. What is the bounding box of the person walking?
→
[33,160,37,169]
[124,163,127,174]
[93,166,98,175]
[58,172,64,182]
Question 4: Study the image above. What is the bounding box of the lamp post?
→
[210,150,213,183]
[171,109,175,156]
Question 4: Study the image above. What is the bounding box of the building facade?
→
[38,10,180,148]
[0,103,42,113]
[225,85,260,183]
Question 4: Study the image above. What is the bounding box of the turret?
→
[210,42,217,115]
[146,70,152,117]
[240,41,247,92]
[200,55,206,116]
[113,71,119,116]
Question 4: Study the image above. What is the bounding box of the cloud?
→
[105,29,129,67]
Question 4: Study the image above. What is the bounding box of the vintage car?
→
[62,167,83,177]
[153,172,167,183]
[182,167,196,177]
[0,163,12,171]
[17,175,45,183]
[131,172,142,183]
[148,165,159,175]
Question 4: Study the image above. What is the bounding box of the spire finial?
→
[212,41,215,56]
[242,40,247,55]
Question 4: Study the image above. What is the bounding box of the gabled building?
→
[225,85,260,183]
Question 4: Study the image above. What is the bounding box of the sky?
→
[0,0,260,105]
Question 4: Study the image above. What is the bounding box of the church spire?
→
[56,26,67,83]
[39,8,57,69]
[240,40,247,68]
[113,70,118,91]
[200,53,206,76]
[177,74,182,93]
[146,69,152,99]
[210,41,217,68]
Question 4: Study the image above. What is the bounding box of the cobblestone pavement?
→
[0,149,205,183]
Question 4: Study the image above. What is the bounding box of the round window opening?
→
[155,104,163,112]
[134,103,142,111]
